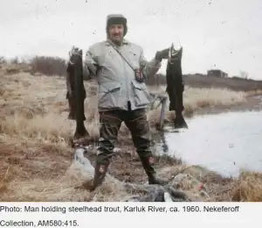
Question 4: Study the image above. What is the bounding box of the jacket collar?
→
[106,39,129,46]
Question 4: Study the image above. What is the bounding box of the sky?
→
[0,0,261,79]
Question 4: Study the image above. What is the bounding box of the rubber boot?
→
[91,162,109,191]
[140,156,168,186]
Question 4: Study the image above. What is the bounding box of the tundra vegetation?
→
[1,58,262,201]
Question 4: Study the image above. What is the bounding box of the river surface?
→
[153,110,262,177]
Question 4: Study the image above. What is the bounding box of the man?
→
[85,14,169,190]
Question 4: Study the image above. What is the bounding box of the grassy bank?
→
[0,64,262,201]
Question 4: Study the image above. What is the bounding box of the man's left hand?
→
[155,48,169,61]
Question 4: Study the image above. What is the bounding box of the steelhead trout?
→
[67,48,89,138]
[166,44,188,128]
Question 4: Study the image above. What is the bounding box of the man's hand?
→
[69,46,82,65]
[155,48,169,61]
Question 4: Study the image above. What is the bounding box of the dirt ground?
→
[1,65,262,201]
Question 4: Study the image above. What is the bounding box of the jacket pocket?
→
[131,80,151,106]
[98,82,121,108]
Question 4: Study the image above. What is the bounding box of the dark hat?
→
[106,14,127,36]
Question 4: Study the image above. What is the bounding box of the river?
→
[153,110,262,177]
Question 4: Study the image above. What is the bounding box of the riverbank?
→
[1,65,262,201]
[193,94,262,116]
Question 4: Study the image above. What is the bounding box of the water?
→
[154,111,262,177]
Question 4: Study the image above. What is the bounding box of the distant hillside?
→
[183,74,262,91]
[2,57,262,92]
[146,73,262,92]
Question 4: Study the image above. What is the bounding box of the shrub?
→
[30,56,67,76]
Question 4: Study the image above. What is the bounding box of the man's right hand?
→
[69,46,82,64]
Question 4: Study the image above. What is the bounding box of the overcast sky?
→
[0,0,261,79]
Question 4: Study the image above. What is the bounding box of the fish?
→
[166,44,188,128]
[67,48,89,139]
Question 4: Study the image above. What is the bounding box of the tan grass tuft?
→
[184,87,246,114]
[232,171,262,201]
[2,112,72,144]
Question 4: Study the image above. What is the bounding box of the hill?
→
[183,74,262,91]
[147,73,262,92]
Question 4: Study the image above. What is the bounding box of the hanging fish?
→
[67,47,89,139]
[166,44,188,128]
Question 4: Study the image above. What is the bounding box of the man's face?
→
[108,24,124,45]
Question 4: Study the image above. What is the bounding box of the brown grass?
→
[0,63,261,201]
[232,171,262,201]
[147,85,246,125]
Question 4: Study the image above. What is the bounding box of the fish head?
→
[69,47,83,64]
[168,44,183,64]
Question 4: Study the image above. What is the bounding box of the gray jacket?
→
[84,39,161,111]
